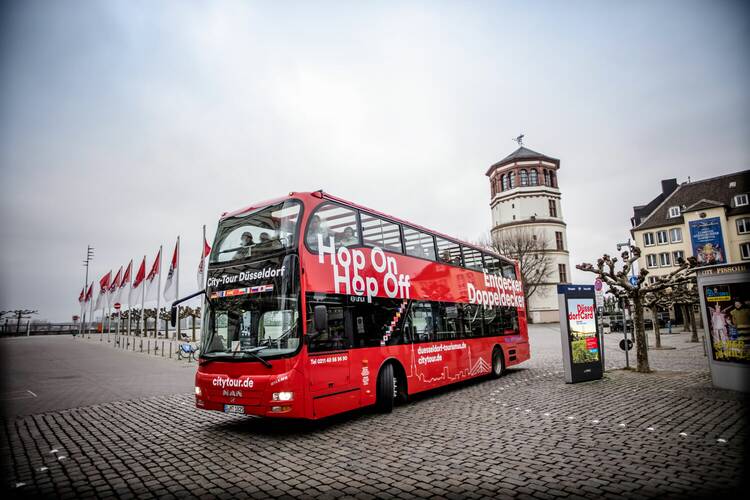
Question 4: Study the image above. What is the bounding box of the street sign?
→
[629,276,638,286]
[619,339,634,351]
[72,315,80,322]
[594,278,604,309]
[594,278,602,291]
[113,303,121,311]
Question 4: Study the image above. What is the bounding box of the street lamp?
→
[80,245,94,335]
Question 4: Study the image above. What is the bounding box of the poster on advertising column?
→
[703,281,750,364]
[689,217,726,265]
[557,285,603,383]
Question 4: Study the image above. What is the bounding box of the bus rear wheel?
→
[376,363,395,413]
[491,348,505,378]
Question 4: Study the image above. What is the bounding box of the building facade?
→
[631,171,750,284]
[487,146,571,323]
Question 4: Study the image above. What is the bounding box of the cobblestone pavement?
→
[1,326,747,499]
[0,335,195,418]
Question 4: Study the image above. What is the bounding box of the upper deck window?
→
[211,200,301,264]
[306,203,360,252]
[483,254,501,275]
[403,227,436,260]
[462,246,483,271]
[436,237,462,266]
[360,212,403,253]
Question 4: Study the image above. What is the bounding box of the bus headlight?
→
[195,386,202,396]
[272,391,293,401]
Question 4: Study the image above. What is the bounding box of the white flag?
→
[163,238,179,302]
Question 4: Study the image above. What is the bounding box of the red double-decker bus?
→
[185,191,529,419]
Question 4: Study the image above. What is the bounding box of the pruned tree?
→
[180,306,202,341]
[577,247,697,373]
[142,308,158,336]
[481,228,554,315]
[8,309,38,334]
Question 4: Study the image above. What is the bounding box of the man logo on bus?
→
[317,234,411,302]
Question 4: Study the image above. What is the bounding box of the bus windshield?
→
[202,294,300,359]
[203,253,301,360]
[211,200,301,264]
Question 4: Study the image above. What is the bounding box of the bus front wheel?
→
[376,363,395,413]
[491,348,505,378]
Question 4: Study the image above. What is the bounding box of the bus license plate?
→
[224,404,245,415]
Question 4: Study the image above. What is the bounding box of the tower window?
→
[549,199,557,218]
[508,172,515,189]
[501,174,508,191]
[558,264,567,283]
[529,169,538,186]
[550,171,557,188]
[520,169,528,186]
[555,232,564,250]
[544,170,550,186]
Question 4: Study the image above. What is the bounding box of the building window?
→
[529,169,538,186]
[737,217,750,234]
[549,199,557,218]
[659,252,671,267]
[735,194,749,207]
[544,170,550,186]
[550,171,557,188]
[646,254,657,268]
[555,232,564,250]
[673,250,684,264]
[648,276,657,284]
[669,228,682,243]
[501,174,508,191]
[520,169,528,186]
[741,243,750,260]
[656,230,668,245]
[558,264,567,283]
[668,206,681,218]
[643,232,655,246]
[508,172,515,189]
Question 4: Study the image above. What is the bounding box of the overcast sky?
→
[1,0,748,321]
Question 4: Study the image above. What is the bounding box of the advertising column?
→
[696,263,750,392]
[557,284,604,383]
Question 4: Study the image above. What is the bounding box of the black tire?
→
[376,363,395,413]
[491,347,505,378]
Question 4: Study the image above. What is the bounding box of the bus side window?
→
[435,302,458,341]
[484,254,501,275]
[306,296,351,353]
[502,263,517,279]
[354,298,409,347]
[462,304,484,337]
[435,237,462,266]
[462,247,483,271]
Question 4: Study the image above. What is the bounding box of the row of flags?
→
[78,230,212,321]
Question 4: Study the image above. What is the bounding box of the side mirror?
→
[313,305,328,333]
[170,305,177,327]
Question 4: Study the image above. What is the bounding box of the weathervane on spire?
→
[513,133,524,147]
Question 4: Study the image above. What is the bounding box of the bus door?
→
[307,301,357,416]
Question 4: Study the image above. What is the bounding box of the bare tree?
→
[577,247,696,373]
[482,228,554,314]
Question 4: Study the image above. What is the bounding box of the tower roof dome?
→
[486,146,560,176]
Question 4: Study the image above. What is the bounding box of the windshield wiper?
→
[229,346,272,368]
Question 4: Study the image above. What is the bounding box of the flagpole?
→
[176,236,180,340]
[200,224,206,343]
[88,282,94,339]
[155,245,162,338]
[141,254,146,337]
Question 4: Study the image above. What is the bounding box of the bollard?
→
[161,340,164,357]
[147,339,150,355]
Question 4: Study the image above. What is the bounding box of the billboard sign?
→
[689,217,726,266]
[557,285,604,383]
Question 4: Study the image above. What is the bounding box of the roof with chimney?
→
[486,146,560,176]
[631,170,750,232]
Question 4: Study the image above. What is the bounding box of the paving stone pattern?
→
[1,327,747,499]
